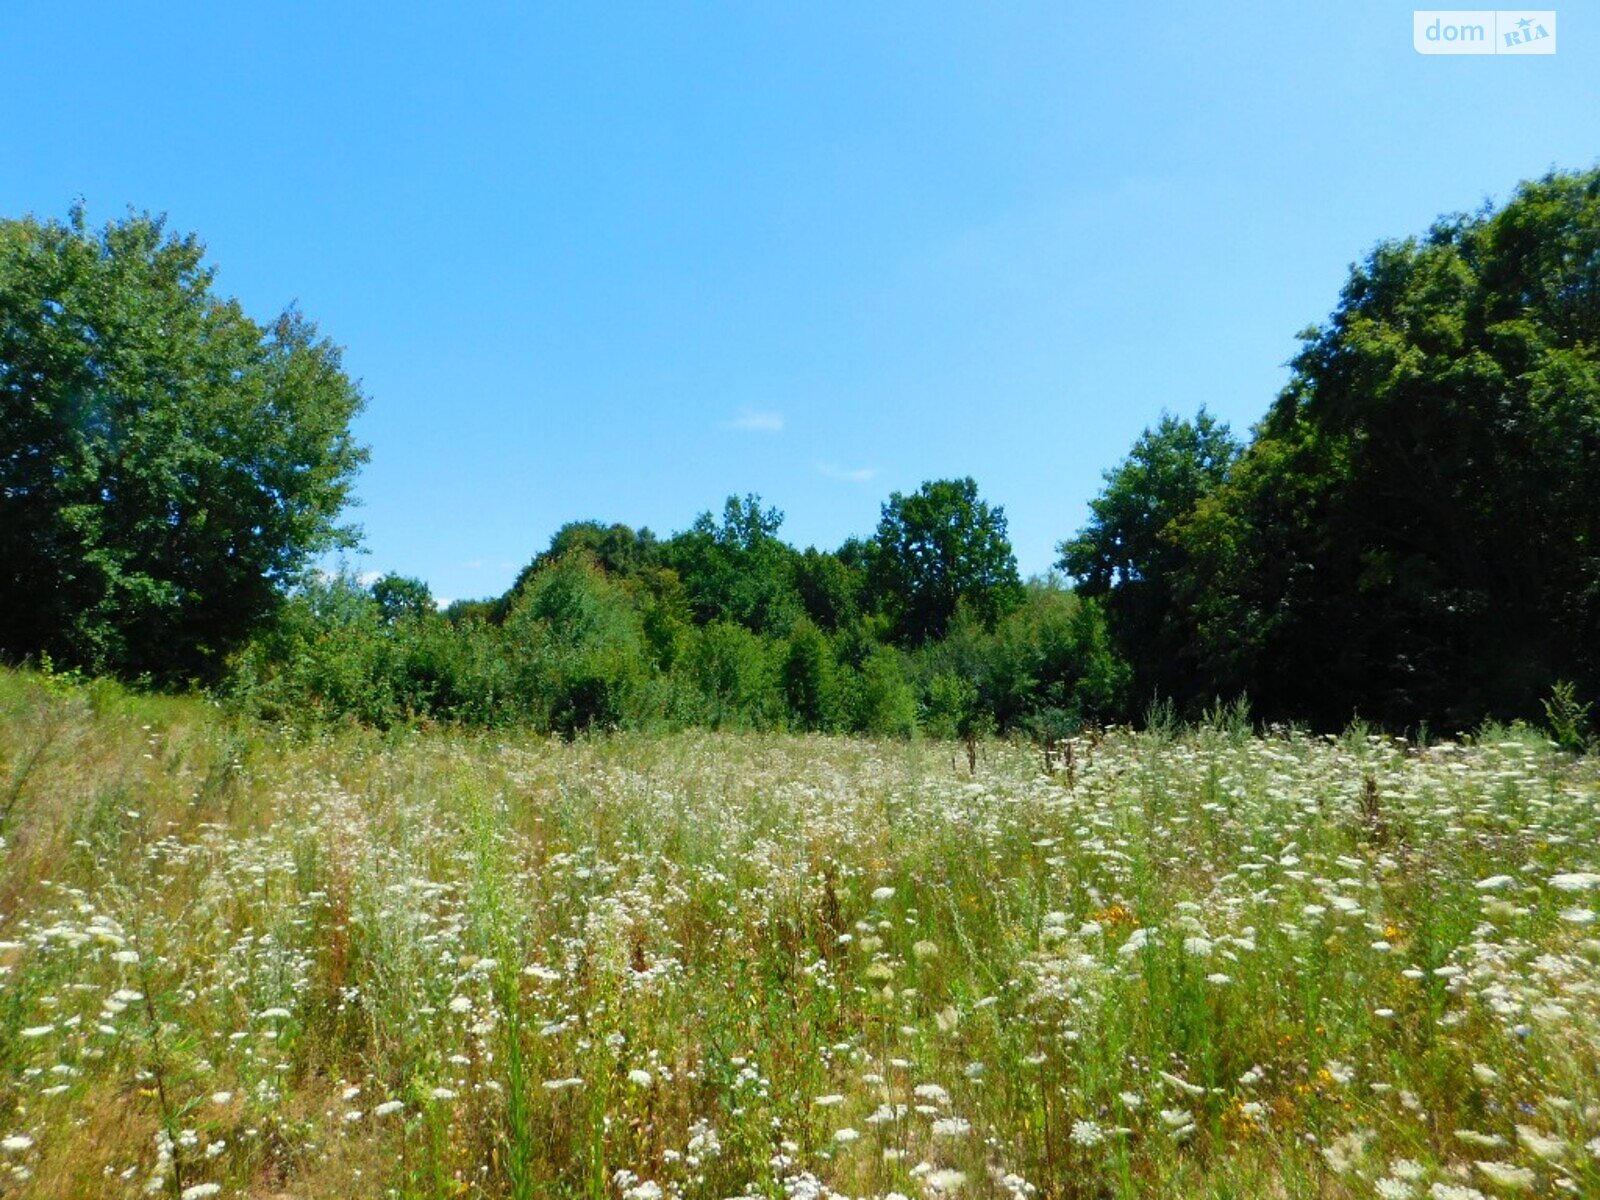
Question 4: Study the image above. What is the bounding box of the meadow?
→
[0,668,1597,1200]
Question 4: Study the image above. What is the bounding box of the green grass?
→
[0,667,1597,1198]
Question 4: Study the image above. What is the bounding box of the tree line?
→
[4,169,1599,740]
[226,487,1126,738]
[1067,167,1600,734]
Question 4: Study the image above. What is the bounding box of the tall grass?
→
[0,667,1596,1198]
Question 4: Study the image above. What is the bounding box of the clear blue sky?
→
[6,3,1596,603]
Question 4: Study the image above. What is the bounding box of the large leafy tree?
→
[520,521,660,585]
[870,477,1023,644]
[1171,167,1600,726]
[371,573,436,624]
[660,494,801,633]
[792,546,863,631]
[1058,410,1239,704]
[0,206,367,680]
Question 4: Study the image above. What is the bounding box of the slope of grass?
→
[0,667,1597,1199]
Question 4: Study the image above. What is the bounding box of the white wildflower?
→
[1515,1125,1565,1161]
[1549,873,1600,892]
[1473,1161,1535,1190]
[1070,1119,1105,1147]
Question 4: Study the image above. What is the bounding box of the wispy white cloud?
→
[816,461,877,483]
[357,570,383,586]
[722,407,785,434]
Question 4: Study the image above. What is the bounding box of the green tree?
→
[780,617,838,731]
[661,494,801,633]
[915,582,1129,732]
[225,572,396,727]
[870,477,1023,644]
[677,620,779,729]
[503,553,650,736]
[853,646,918,737]
[506,521,659,597]
[923,672,979,741]
[1167,167,1600,726]
[1058,410,1239,705]
[371,573,435,624]
[0,206,366,680]
[793,547,863,631]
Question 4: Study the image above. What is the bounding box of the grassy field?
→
[0,669,1597,1199]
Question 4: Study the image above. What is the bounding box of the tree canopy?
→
[0,206,367,680]
[869,477,1024,644]
[1058,410,1239,703]
[1074,166,1600,728]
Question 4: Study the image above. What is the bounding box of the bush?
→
[671,621,781,730]
[855,646,918,738]
[780,618,839,731]
[503,555,651,736]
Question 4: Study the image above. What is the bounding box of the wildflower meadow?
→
[0,669,1596,1199]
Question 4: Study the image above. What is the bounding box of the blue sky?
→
[5,3,1596,602]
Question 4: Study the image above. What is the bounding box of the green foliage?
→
[869,477,1024,644]
[1059,411,1239,704]
[1061,410,1239,594]
[661,495,803,634]
[780,618,839,732]
[922,672,979,741]
[914,583,1129,734]
[792,547,863,631]
[224,573,399,727]
[1306,171,1598,724]
[371,573,435,624]
[853,646,918,737]
[503,554,651,737]
[0,206,367,681]
[1080,167,1600,729]
[20,168,1600,742]
[227,573,514,730]
[225,494,1130,738]
[503,521,661,613]
[1543,680,1593,752]
[676,621,780,730]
